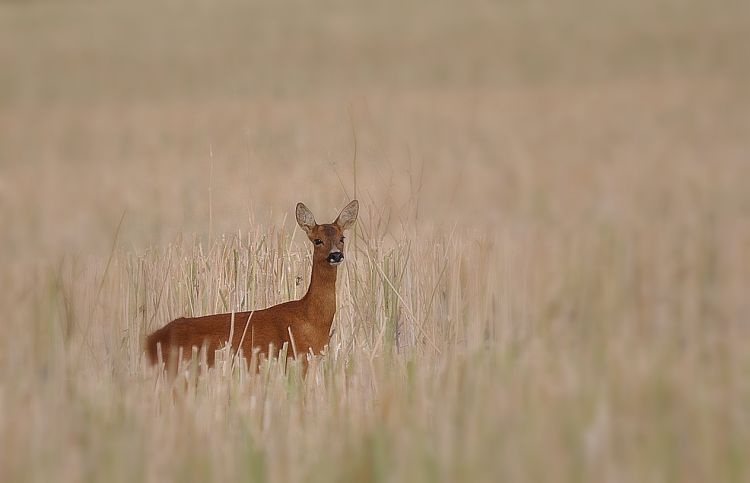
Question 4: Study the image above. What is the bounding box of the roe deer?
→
[146,200,359,367]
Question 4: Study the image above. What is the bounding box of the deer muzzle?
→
[327,251,344,265]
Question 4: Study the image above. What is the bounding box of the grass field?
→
[1,0,749,482]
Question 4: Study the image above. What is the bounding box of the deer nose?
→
[327,252,344,263]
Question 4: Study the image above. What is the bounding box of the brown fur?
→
[146,200,358,367]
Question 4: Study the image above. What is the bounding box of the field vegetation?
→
[1,0,749,481]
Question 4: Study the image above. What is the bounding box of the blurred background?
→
[2,0,748,256]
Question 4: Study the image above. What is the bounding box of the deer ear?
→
[296,202,317,234]
[335,199,359,231]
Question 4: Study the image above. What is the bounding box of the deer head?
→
[296,200,359,266]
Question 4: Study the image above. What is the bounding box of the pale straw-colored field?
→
[1,1,749,482]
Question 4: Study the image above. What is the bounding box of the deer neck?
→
[302,258,338,328]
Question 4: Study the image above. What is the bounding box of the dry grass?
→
[1,0,749,482]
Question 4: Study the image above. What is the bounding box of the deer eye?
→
[314,239,323,245]
[340,237,345,243]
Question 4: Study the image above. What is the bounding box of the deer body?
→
[146,200,358,366]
